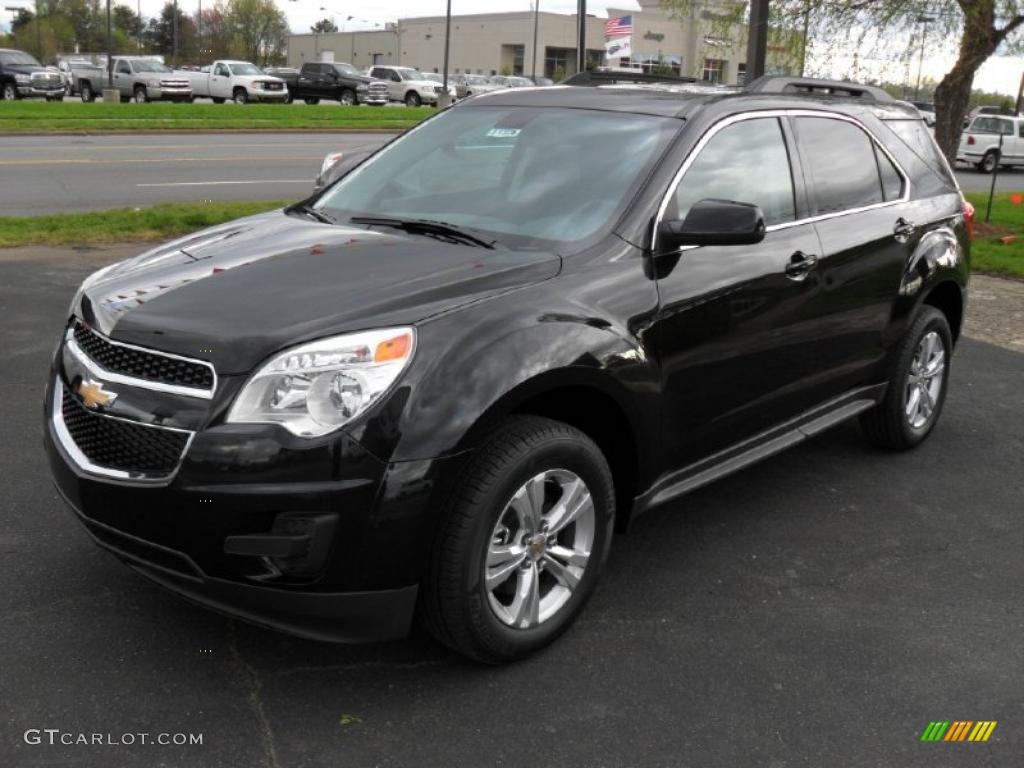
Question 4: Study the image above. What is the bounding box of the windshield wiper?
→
[349,216,496,249]
[291,203,336,225]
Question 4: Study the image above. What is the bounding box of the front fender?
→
[344,295,661,468]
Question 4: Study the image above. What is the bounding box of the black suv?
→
[1,48,65,101]
[46,76,970,663]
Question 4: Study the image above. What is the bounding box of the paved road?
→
[0,133,395,216]
[0,247,1021,767]
[0,132,1020,217]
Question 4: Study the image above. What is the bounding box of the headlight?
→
[15,74,31,83]
[226,328,415,437]
[356,84,368,91]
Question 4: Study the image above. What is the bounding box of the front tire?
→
[860,306,952,450]
[133,86,148,104]
[2,82,18,101]
[404,91,421,107]
[420,416,615,663]
[233,88,248,104]
[338,88,356,105]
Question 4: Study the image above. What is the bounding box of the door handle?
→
[894,217,917,242]
[785,251,819,281]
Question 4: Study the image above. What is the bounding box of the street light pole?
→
[746,0,769,82]
[531,0,540,81]
[442,0,451,91]
[575,0,585,74]
[106,0,112,86]
[172,0,178,65]
[34,0,41,59]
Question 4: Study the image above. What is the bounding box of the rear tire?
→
[860,306,952,450]
[979,150,999,174]
[80,82,95,102]
[419,416,615,664]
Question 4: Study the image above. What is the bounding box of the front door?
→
[210,63,232,99]
[652,115,827,469]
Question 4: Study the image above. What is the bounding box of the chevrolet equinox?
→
[46,75,971,663]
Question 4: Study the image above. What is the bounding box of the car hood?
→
[5,64,48,75]
[75,210,561,375]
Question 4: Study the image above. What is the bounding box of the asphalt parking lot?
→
[0,247,1021,768]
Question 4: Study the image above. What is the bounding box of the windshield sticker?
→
[486,128,522,138]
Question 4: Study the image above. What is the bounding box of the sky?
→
[1,0,1020,95]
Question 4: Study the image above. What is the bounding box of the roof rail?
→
[563,69,698,86]
[745,75,894,102]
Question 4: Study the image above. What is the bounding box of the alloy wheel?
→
[3,83,16,101]
[905,331,945,430]
[485,469,595,629]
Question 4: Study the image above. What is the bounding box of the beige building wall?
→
[286,2,791,85]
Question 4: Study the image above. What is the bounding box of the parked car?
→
[488,75,535,89]
[0,48,65,101]
[180,60,287,104]
[911,100,936,127]
[72,56,191,103]
[368,65,445,106]
[453,73,503,99]
[281,62,388,106]
[46,75,969,663]
[56,53,107,96]
[421,72,458,99]
[963,104,1014,128]
[957,113,1024,173]
[262,67,299,103]
[528,75,555,86]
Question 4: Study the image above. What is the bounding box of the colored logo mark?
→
[921,721,997,742]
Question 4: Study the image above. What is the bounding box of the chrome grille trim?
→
[51,380,195,485]
[66,324,217,400]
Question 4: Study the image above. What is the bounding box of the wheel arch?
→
[922,279,965,344]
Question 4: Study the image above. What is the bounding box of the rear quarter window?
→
[881,118,957,191]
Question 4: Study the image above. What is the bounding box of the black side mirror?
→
[657,198,766,250]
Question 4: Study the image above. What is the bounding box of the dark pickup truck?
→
[1,48,65,101]
[277,61,388,106]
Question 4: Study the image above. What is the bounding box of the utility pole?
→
[575,0,585,74]
[35,0,41,60]
[798,0,810,78]
[137,0,142,51]
[1014,70,1022,116]
[745,0,769,81]
[172,0,178,65]
[914,15,935,101]
[106,0,112,86]
[531,0,540,81]
[198,0,202,63]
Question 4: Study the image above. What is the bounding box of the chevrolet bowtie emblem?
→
[78,379,118,410]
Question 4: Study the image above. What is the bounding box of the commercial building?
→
[287,1,797,85]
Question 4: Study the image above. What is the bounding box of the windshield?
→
[230,63,262,76]
[397,68,426,81]
[334,63,360,77]
[132,60,171,73]
[510,77,533,87]
[423,73,442,82]
[315,106,678,248]
[0,51,41,67]
[466,75,488,84]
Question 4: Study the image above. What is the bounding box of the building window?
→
[702,58,726,83]
[544,47,572,79]
[737,62,747,86]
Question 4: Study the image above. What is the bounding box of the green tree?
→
[144,1,197,63]
[311,18,338,34]
[224,0,288,65]
[661,0,1024,161]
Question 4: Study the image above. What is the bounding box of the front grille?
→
[32,72,62,86]
[61,387,190,476]
[73,322,214,391]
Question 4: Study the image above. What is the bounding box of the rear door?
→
[789,113,917,396]
[653,114,829,469]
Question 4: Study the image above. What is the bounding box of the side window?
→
[875,146,904,202]
[995,119,1014,136]
[116,60,131,75]
[215,64,229,77]
[672,117,795,226]
[795,117,884,215]
[370,68,384,79]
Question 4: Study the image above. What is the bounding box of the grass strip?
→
[0,101,434,133]
[965,191,1024,279]
[0,200,289,248]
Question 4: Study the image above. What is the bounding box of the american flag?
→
[604,15,633,37]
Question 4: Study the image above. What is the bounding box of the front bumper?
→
[151,86,193,101]
[17,84,65,97]
[251,88,289,102]
[44,357,438,642]
[360,94,389,105]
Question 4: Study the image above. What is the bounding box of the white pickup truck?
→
[180,61,288,104]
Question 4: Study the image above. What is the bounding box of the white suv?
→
[368,65,442,107]
[957,114,1024,174]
